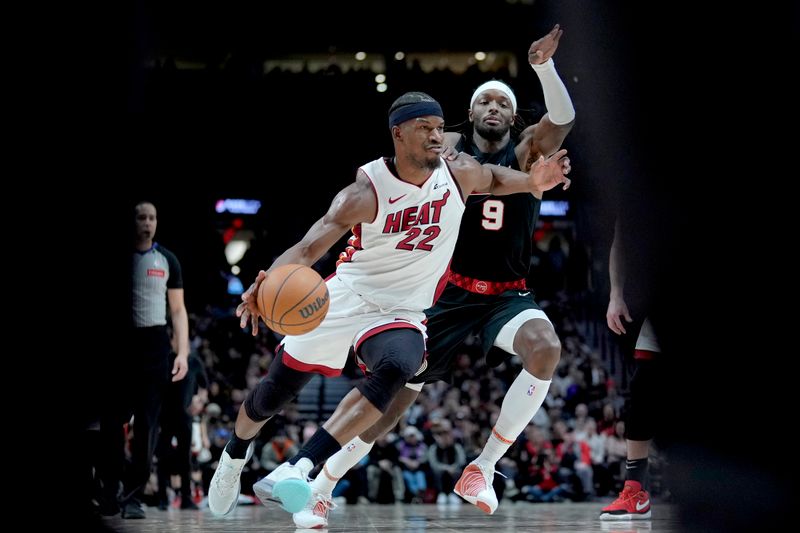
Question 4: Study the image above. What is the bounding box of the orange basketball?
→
[257,264,330,336]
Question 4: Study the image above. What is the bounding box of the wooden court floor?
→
[98,500,680,532]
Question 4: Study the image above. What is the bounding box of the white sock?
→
[310,437,374,496]
[475,369,551,470]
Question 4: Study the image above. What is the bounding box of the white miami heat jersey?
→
[336,156,465,312]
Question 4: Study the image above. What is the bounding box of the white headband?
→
[470,81,517,113]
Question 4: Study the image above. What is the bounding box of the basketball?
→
[257,264,330,336]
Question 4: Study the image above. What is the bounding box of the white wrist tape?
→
[531,58,575,125]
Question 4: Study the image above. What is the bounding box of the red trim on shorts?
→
[634,349,657,361]
[324,272,336,282]
[282,349,342,377]
[354,353,368,376]
[449,271,526,295]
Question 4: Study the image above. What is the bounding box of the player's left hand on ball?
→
[236,270,268,335]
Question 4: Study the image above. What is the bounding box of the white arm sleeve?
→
[531,59,575,125]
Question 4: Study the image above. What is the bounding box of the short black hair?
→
[388,91,438,116]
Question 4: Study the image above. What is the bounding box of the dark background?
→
[105,0,642,311]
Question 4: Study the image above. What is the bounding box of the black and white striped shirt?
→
[132,243,183,328]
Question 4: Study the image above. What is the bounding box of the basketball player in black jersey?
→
[294,25,575,527]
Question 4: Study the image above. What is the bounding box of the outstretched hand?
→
[236,270,268,336]
[529,24,563,65]
[527,149,571,193]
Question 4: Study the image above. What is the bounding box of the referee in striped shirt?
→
[99,201,190,519]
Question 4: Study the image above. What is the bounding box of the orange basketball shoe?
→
[293,490,336,529]
[454,462,498,514]
[599,480,651,520]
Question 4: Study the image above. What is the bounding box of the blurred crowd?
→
[87,249,663,511]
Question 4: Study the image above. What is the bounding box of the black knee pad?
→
[244,348,313,421]
[356,328,424,412]
[624,359,664,441]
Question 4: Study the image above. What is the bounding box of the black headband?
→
[388,101,443,128]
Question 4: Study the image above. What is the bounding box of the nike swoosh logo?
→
[433,182,447,189]
[518,292,530,296]
[388,195,407,204]
[636,499,650,511]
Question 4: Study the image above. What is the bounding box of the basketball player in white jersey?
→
[294,25,575,528]
[207,91,571,518]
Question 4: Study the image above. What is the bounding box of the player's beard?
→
[474,121,510,143]
[412,149,441,171]
[422,154,441,171]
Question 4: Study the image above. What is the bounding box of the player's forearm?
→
[484,164,547,196]
[270,217,350,270]
[270,242,320,269]
[271,240,330,270]
[531,59,575,126]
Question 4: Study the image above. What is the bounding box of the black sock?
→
[289,428,340,467]
[224,432,254,459]
[625,458,649,487]
[180,474,191,499]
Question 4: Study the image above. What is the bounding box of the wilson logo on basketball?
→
[299,293,330,319]
[258,264,329,336]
